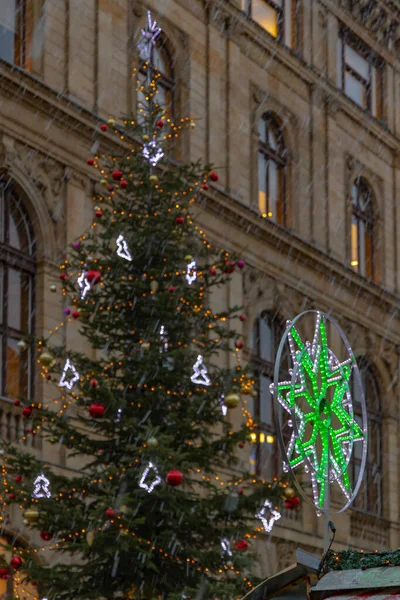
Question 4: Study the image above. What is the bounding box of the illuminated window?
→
[350,178,374,279]
[258,115,286,225]
[138,35,174,120]
[351,358,382,516]
[0,0,33,70]
[0,181,35,405]
[337,29,383,118]
[250,312,289,479]
[242,0,301,50]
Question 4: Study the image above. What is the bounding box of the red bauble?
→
[235,539,248,551]
[47,375,51,380]
[239,314,246,322]
[176,217,184,225]
[87,158,94,166]
[10,556,22,570]
[112,170,123,181]
[59,273,67,281]
[284,496,300,510]
[40,531,52,541]
[90,379,98,388]
[107,184,114,192]
[209,268,217,276]
[237,260,245,269]
[25,426,33,433]
[72,311,80,319]
[209,172,219,182]
[95,210,103,218]
[22,407,32,418]
[202,184,209,191]
[235,340,244,350]
[32,582,38,587]
[168,286,175,294]
[237,487,244,495]
[9,493,16,500]
[156,119,164,128]
[238,442,245,449]
[86,270,102,284]
[166,469,183,487]
[120,180,128,189]
[105,507,116,519]
[0,568,9,580]
[89,404,104,418]
[100,124,108,132]
[13,398,20,406]
[14,476,22,483]
[224,261,235,274]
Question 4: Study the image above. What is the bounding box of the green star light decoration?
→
[271,312,367,513]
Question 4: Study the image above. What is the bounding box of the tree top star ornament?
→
[271,310,367,516]
[137,10,162,62]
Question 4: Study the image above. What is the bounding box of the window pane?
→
[259,317,272,361]
[152,45,171,78]
[9,195,32,253]
[345,45,369,80]
[258,153,267,214]
[258,119,266,143]
[268,160,278,220]
[268,128,278,150]
[6,337,28,398]
[351,217,359,269]
[252,0,279,37]
[345,71,367,108]
[336,37,343,88]
[7,268,30,332]
[0,0,16,63]
[365,229,372,279]
[259,374,273,426]
[359,220,365,275]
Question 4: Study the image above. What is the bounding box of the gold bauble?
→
[184,254,193,262]
[147,437,158,449]
[224,392,240,409]
[150,280,159,292]
[142,134,150,142]
[100,179,108,186]
[149,175,158,184]
[86,530,95,546]
[23,507,39,523]
[107,118,115,127]
[17,340,27,351]
[284,487,296,499]
[50,285,57,293]
[190,122,196,129]
[39,351,54,367]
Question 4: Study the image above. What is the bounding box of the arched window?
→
[250,312,289,479]
[350,178,374,279]
[0,1,33,70]
[351,358,382,515]
[258,115,287,225]
[138,35,174,120]
[0,180,35,403]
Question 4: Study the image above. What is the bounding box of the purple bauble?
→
[237,260,245,269]
[64,308,71,316]
[73,242,80,250]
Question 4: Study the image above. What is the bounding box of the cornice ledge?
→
[200,187,400,315]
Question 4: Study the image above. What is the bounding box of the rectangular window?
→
[338,30,383,119]
[0,1,33,71]
[244,0,282,40]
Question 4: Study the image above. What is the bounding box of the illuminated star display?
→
[256,500,281,533]
[271,312,366,511]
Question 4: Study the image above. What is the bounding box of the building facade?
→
[0,0,399,583]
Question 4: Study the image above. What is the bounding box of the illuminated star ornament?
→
[185,260,197,285]
[59,358,80,390]
[137,10,162,61]
[256,500,281,533]
[142,139,164,166]
[270,311,367,512]
[32,473,51,499]
[77,271,91,299]
[139,462,162,494]
[116,234,132,261]
[191,355,210,386]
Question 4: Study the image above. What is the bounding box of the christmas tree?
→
[0,13,287,600]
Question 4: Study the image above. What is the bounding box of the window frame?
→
[244,0,284,42]
[351,358,382,517]
[258,114,287,226]
[0,0,32,70]
[338,27,384,119]
[0,180,36,404]
[251,312,289,478]
[138,35,175,120]
[350,178,374,279]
